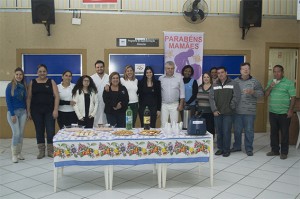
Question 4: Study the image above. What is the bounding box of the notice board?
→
[107,50,249,81]
[22,54,82,84]
[16,49,87,85]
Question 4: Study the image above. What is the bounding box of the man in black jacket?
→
[209,67,241,157]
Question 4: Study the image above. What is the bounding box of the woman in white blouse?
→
[72,75,98,128]
[120,65,138,127]
[57,70,77,129]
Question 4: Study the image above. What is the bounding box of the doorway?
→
[266,48,298,131]
[268,48,298,83]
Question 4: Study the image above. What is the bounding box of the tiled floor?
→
[1,133,300,199]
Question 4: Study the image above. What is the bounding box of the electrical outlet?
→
[72,18,81,25]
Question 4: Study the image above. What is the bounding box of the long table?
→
[53,128,213,192]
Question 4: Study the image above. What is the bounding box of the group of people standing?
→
[6,60,295,163]
[5,61,162,162]
[207,63,295,159]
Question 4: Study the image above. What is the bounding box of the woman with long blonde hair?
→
[120,65,138,127]
[6,67,27,163]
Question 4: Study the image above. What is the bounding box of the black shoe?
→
[266,151,280,156]
[280,154,287,159]
[246,151,253,156]
[215,150,223,155]
[222,152,230,157]
[230,148,241,152]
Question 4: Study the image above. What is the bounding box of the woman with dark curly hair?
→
[181,65,198,117]
[72,75,98,128]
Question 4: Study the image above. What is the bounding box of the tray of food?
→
[63,125,85,132]
[94,127,113,132]
[72,130,96,137]
[112,130,134,136]
[139,129,161,136]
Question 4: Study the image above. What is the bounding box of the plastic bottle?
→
[126,106,133,130]
[143,106,151,130]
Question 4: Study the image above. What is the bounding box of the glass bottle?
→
[143,106,151,130]
[126,106,133,130]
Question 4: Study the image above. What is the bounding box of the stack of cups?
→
[172,122,180,135]
[164,123,171,134]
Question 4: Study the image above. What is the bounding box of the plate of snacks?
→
[112,130,134,136]
[73,130,96,137]
[63,125,85,132]
[139,129,161,136]
[94,127,113,132]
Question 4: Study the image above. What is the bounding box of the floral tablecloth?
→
[53,129,212,167]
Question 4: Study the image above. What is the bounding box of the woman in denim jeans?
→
[6,67,27,163]
[27,64,60,159]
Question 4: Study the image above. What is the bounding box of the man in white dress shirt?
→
[159,61,185,127]
[91,60,109,127]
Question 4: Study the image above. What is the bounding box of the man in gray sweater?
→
[231,62,264,156]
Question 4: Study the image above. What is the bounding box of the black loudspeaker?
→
[239,0,262,28]
[31,0,55,24]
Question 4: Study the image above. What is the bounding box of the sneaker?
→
[266,151,280,156]
[222,152,230,157]
[246,151,253,156]
[215,150,223,155]
[280,154,287,160]
[230,148,241,152]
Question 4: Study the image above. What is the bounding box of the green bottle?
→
[126,106,133,130]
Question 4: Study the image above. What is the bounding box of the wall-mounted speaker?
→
[31,0,55,24]
[239,0,262,28]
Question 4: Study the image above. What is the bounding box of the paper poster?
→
[164,32,204,82]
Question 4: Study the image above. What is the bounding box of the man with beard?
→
[91,60,109,127]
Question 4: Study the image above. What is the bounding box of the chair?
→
[296,112,300,149]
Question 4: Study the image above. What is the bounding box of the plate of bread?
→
[94,127,113,132]
[63,127,84,132]
[112,130,134,136]
[139,130,161,136]
[72,130,96,137]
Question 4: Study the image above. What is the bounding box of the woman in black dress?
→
[138,66,162,128]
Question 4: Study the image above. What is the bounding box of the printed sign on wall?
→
[117,38,159,47]
[164,31,204,83]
